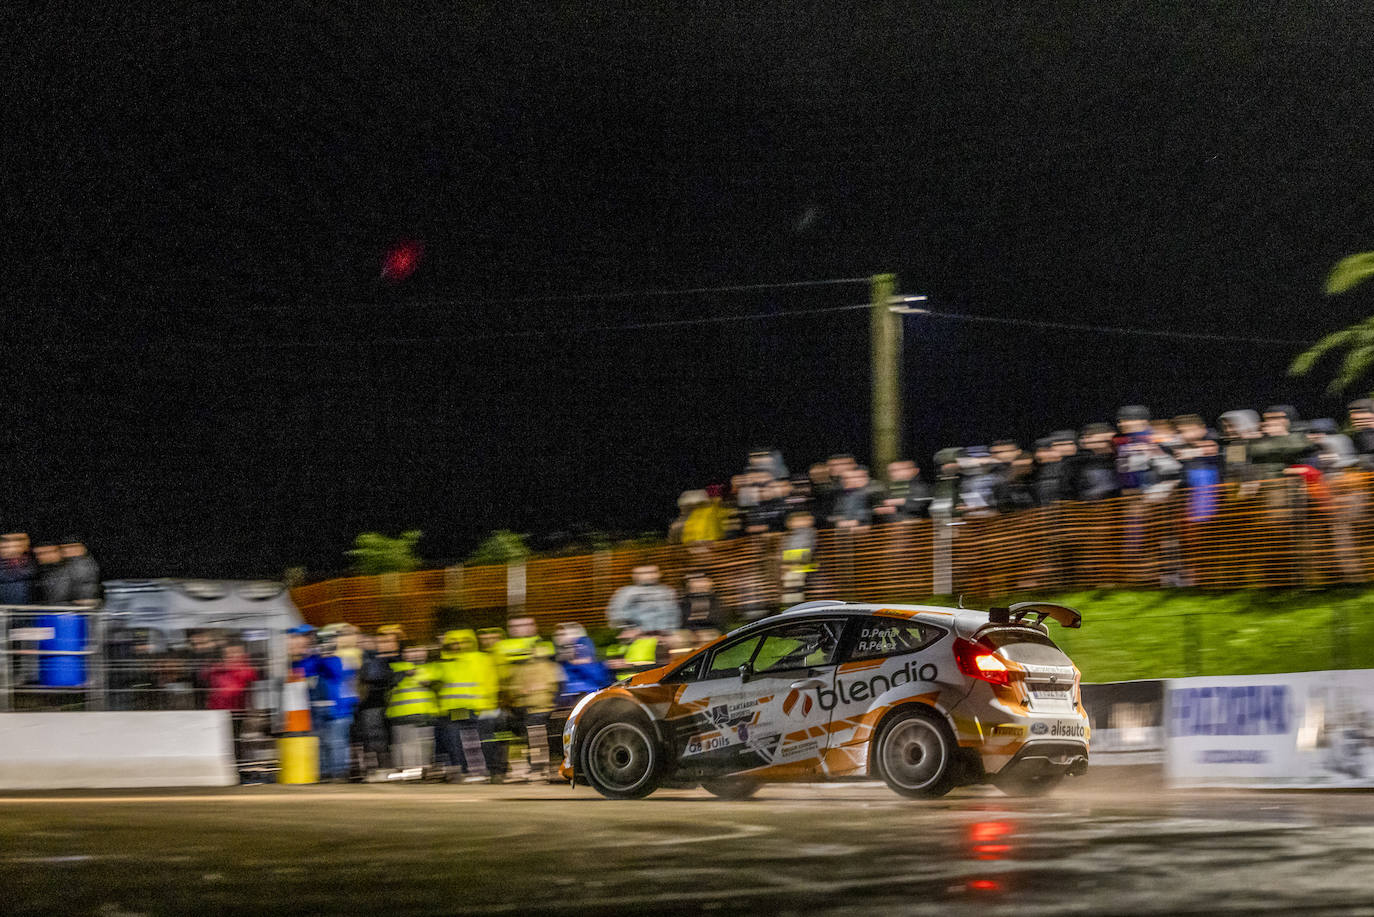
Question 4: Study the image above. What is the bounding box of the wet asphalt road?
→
[4,772,1374,916]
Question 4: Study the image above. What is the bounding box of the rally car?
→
[561,600,1088,799]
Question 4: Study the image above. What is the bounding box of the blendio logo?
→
[816,660,939,711]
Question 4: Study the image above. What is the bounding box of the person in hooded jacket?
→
[434,629,501,781]
[556,636,613,706]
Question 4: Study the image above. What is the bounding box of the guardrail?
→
[294,475,1374,637]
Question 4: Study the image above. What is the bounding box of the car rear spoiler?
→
[987,602,1082,630]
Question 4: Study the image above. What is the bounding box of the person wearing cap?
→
[1032,437,1068,505]
[434,629,501,781]
[303,623,361,781]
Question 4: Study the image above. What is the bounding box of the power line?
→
[136,276,872,312]
[133,301,877,352]
[908,308,1310,347]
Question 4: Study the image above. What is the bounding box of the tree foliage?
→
[465,530,530,566]
[1290,251,1374,392]
[348,530,423,575]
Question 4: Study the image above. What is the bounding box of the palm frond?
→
[1326,251,1374,295]
[1334,344,1374,392]
[1291,327,1359,375]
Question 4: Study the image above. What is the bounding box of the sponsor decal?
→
[1198,749,1268,764]
[685,734,731,756]
[991,724,1027,737]
[782,688,814,717]
[1170,685,1290,737]
[780,739,820,760]
[1030,720,1086,738]
[812,660,939,712]
[1031,722,1049,735]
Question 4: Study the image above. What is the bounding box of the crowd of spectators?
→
[669,400,1374,540]
[0,533,100,606]
[282,617,621,783]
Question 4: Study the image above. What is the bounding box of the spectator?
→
[1348,399,1374,465]
[386,642,439,771]
[503,641,564,780]
[990,441,1036,513]
[59,538,100,606]
[1075,424,1121,500]
[358,625,404,772]
[299,624,361,782]
[557,636,613,706]
[1115,405,1159,493]
[1172,414,1222,522]
[1250,405,1316,478]
[680,573,727,633]
[0,533,36,605]
[780,512,818,605]
[33,544,71,605]
[833,465,875,529]
[205,642,259,711]
[1219,409,1262,481]
[930,448,963,518]
[957,447,999,515]
[809,462,837,529]
[1032,437,1067,504]
[679,488,726,544]
[875,459,931,520]
[434,629,501,782]
[607,565,680,634]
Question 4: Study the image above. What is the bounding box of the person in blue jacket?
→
[289,624,360,781]
[556,636,613,707]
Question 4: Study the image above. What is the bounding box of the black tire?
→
[994,772,1065,797]
[581,714,661,800]
[872,707,958,799]
[701,777,761,800]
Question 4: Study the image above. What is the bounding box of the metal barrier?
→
[293,474,1374,637]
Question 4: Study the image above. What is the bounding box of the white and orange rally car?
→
[561,600,1088,799]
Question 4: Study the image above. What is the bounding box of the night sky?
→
[8,3,1374,578]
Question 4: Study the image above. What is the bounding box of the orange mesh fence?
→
[293,472,1374,638]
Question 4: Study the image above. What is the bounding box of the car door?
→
[670,617,845,778]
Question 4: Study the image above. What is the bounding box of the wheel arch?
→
[571,694,669,780]
[865,699,959,778]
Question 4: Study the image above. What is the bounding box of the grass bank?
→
[1009,588,1374,682]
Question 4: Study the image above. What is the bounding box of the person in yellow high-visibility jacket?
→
[435,629,501,781]
[386,644,438,770]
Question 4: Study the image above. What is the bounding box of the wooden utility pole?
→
[870,272,901,471]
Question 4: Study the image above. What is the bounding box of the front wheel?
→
[701,777,761,800]
[582,717,661,799]
[873,708,958,798]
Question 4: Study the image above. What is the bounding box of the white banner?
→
[1166,670,1374,788]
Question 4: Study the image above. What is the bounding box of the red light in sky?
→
[382,241,423,281]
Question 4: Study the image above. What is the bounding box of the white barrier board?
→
[1166,670,1374,788]
[0,711,238,789]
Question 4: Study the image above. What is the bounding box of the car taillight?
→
[953,638,1010,686]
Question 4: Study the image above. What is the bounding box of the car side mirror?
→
[738,663,752,684]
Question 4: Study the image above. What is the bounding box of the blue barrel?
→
[38,614,87,687]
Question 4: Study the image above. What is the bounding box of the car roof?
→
[756,600,990,636]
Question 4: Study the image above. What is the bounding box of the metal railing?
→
[293,474,1374,638]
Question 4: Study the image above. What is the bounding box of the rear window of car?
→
[980,628,1072,666]
[845,618,944,661]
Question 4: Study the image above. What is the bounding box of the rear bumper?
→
[996,740,1089,780]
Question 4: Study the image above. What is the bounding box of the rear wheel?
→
[994,772,1065,797]
[582,716,661,799]
[701,777,761,800]
[873,708,958,799]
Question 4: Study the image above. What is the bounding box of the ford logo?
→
[1030,722,1049,735]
